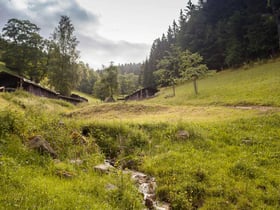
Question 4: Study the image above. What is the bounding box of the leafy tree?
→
[1,18,47,81]
[26,34,48,82]
[93,63,119,100]
[76,62,98,94]
[47,16,80,96]
[179,50,208,95]
[119,73,139,95]
[104,63,119,97]
[93,77,110,101]
[154,46,182,96]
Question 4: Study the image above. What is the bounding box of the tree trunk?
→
[193,78,198,95]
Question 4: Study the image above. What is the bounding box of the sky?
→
[0,0,197,69]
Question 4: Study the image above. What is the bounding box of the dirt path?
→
[229,105,280,112]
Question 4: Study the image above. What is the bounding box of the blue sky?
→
[0,0,197,68]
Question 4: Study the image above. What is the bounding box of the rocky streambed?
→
[128,170,170,210]
[94,161,170,210]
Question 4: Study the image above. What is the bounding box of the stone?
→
[241,139,253,145]
[140,182,156,195]
[145,193,156,202]
[131,171,149,184]
[27,136,57,158]
[70,159,83,165]
[145,197,154,209]
[105,183,117,191]
[154,202,171,210]
[94,163,114,174]
[176,130,190,140]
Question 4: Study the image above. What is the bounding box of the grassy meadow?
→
[147,59,280,106]
[0,60,280,209]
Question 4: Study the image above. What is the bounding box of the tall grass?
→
[0,93,144,209]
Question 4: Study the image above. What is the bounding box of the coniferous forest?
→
[142,0,280,88]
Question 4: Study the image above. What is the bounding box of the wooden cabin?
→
[0,71,87,104]
[125,87,158,101]
[0,71,58,98]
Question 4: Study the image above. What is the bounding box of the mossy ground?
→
[0,59,280,209]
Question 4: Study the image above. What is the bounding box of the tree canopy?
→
[1,18,47,82]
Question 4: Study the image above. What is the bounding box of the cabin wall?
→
[0,72,87,105]
[24,84,58,99]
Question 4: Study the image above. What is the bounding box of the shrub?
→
[0,109,25,138]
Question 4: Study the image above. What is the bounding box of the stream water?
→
[126,169,170,210]
[104,160,170,210]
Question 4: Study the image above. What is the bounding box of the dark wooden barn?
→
[125,87,158,101]
[0,71,58,98]
[0,71,87,104]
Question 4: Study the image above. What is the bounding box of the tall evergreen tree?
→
[48,16,80,96]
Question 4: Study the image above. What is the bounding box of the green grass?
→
[139,114,280,209]
[148,59,280,106]
[0,92,144,209]
[1,59,280,209]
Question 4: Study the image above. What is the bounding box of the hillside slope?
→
[0,60,280,209]
[148,59,280,106]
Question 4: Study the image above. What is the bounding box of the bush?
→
[0,109,25,138]
[81,122,149,159]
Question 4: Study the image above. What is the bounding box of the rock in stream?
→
[100,160,170,209]
[128,170,170,210]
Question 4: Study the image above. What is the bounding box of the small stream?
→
[127,169,170,210]
[103,160,170,210]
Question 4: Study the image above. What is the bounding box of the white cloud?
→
[78,34,150,68]
[0,0,194,68]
